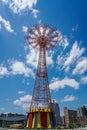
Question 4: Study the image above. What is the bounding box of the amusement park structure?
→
[26,24,59,128]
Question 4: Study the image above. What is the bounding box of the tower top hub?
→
[36,35,49,48]
[26,24,59,50]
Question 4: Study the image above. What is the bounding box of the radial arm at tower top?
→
[26,24,59,49]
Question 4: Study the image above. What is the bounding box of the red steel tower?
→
[26,25,59,128]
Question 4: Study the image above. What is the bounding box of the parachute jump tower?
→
[26,25,59,129]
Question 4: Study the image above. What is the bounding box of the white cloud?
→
[50,77,79,90]
[2,0,8,4]
[47,51,54,66]
[0,65,8,77]
[0,60,35,78]
[0,24,1,29]
[57,54,66,69]
[81,76,87,84]
[22,26,28,33]
[61,95,78,102]
[57,41,86,75]
[22,79,30,86]
[26,48,54,68]
[72,57,87,75]
[13,94,32,110]
[31,8,39,18]
[18,91,26,94]
[59,35,69,49]
[64,41,85,71]
[1,0,39,18]
[26,48,38,68]
[0,16,14,33]
[10,60,34,77]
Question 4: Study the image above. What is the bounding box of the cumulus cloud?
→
[57,54,66,69]
[26,49,38,68]
[0,65,8,78]
[61,95,78,102]
[0,16,14,32]
[81,76,87,84]
[1,0,8,4]
[0,59,35,78]
[13,94,32,110]
[47,51,54,66]
[50,77,79,90]
[64,41,85,71]
[31,8,39,18]
[0,24,1,29]
[72,57,87,75]
[22,26,28,33]
[1,0,39,18]
[10,60,34,77]
[59,34,69,49]
[57,41,85,72]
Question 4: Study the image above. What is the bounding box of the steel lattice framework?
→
[26,24,59,111]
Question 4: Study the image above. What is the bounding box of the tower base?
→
[26,109,55,129]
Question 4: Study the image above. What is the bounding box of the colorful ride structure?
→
[26,25,59,128]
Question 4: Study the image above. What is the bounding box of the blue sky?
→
[0,0,87,115]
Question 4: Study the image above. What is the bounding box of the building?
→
[77,116,87,124]
[76,106,87,124]
[51,100,62,127]
[64,107,77,127]
[77,106,87,117]
[61,115,65,126]
[0,113,27,128]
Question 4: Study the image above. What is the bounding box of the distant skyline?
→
[0,0,87,115]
